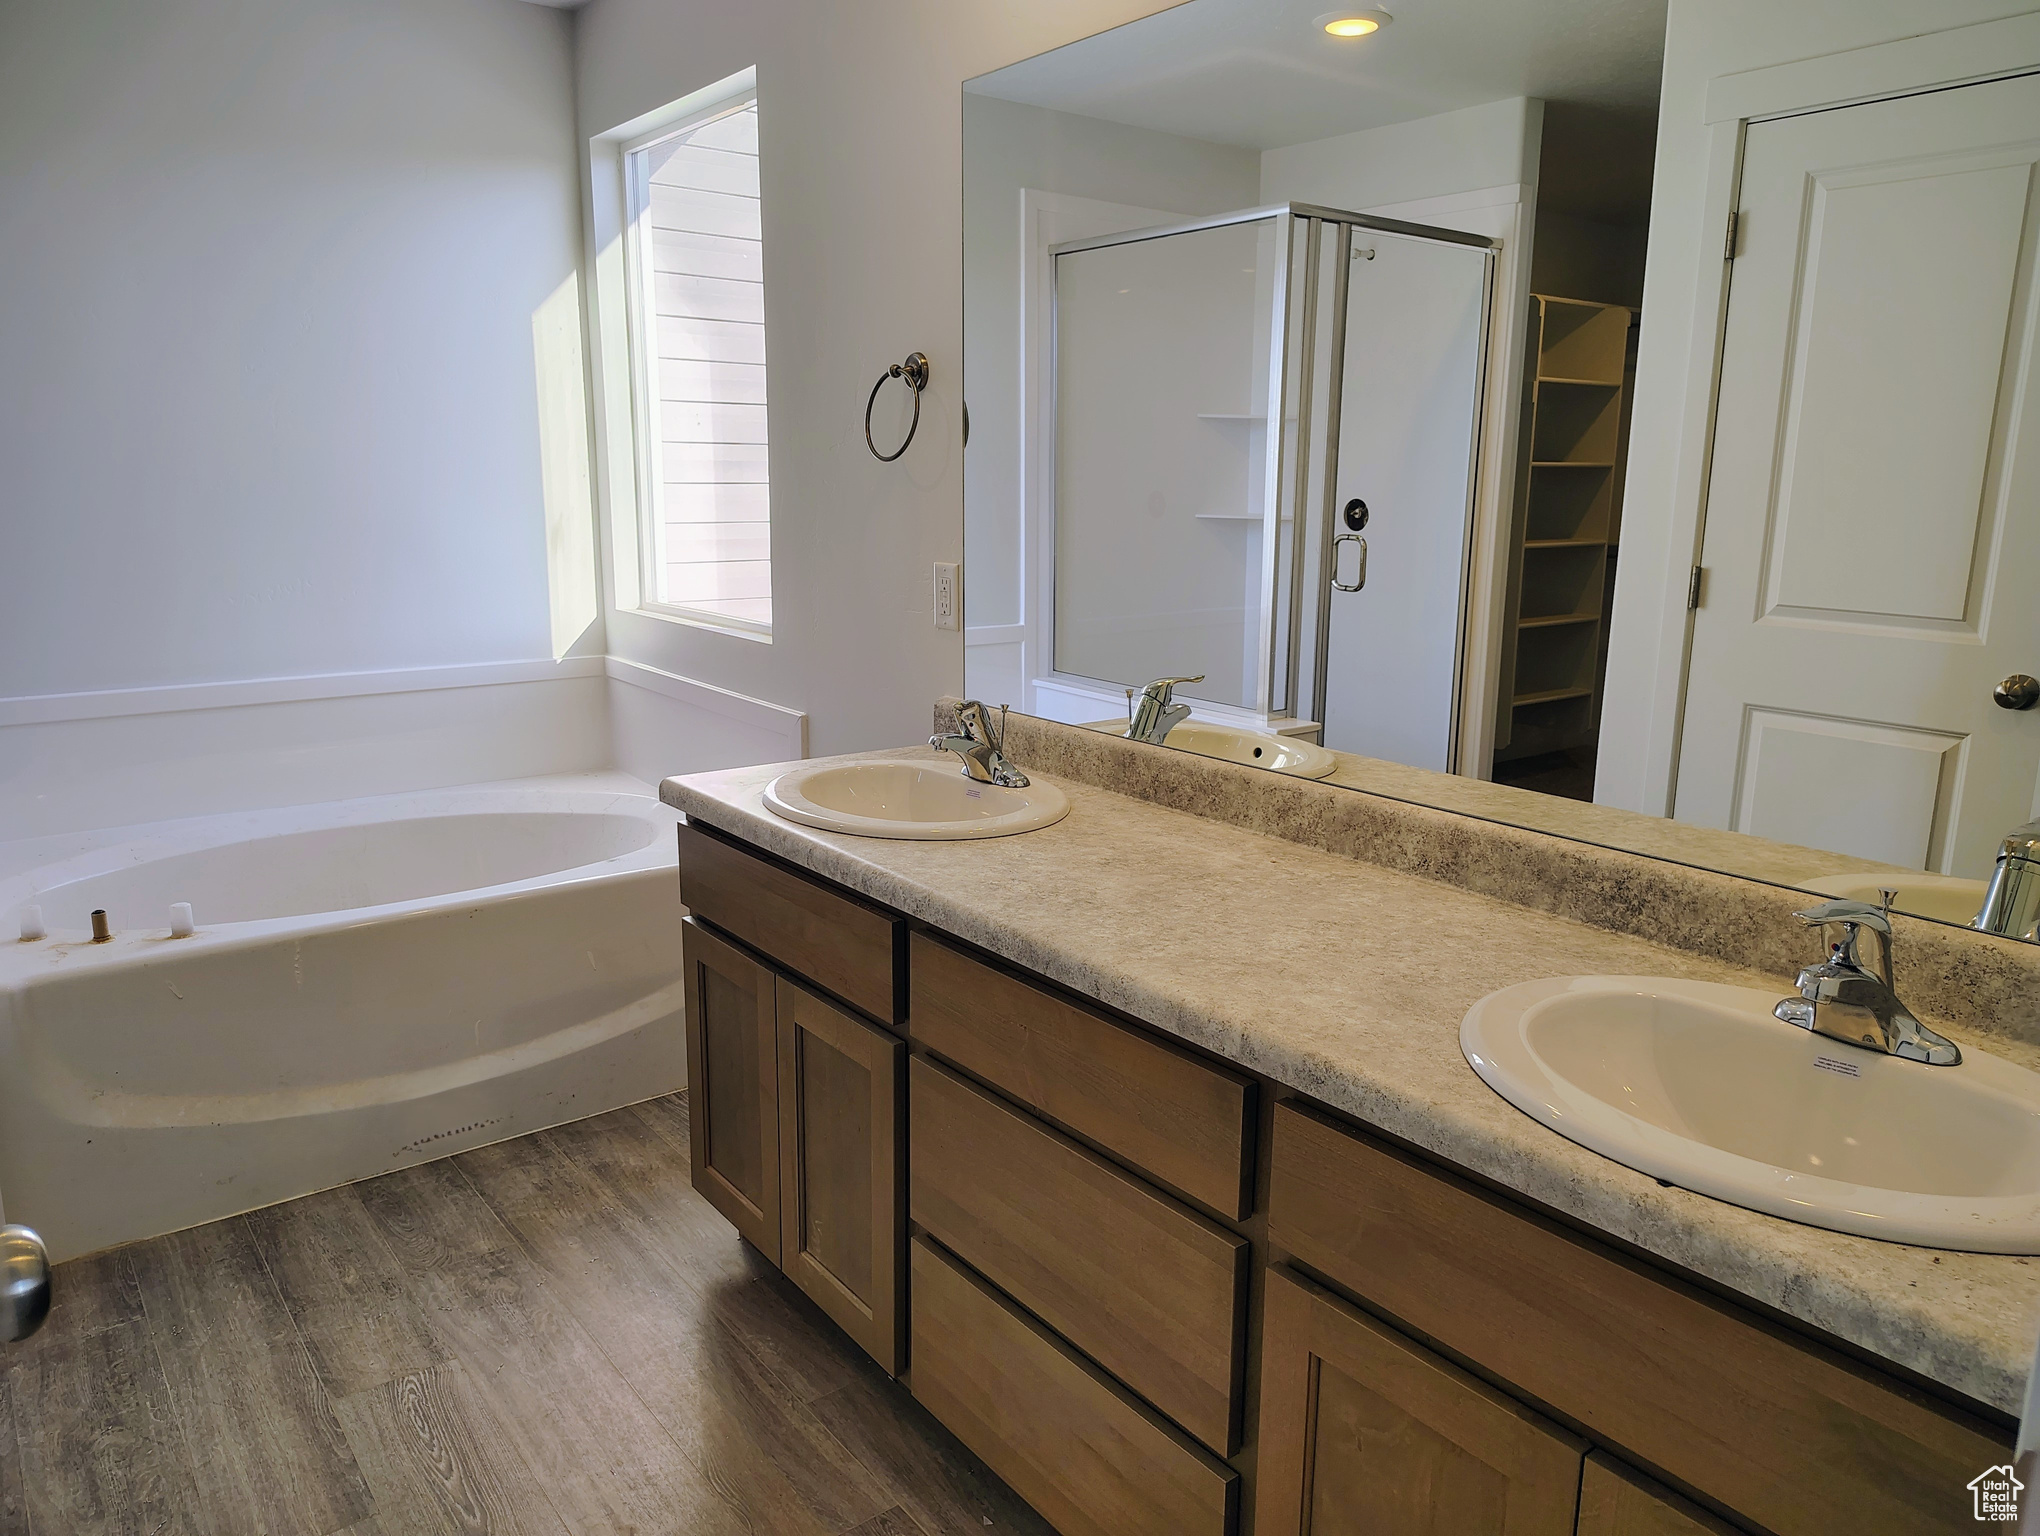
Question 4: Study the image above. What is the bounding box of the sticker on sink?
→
[1812,1054,1861,1079]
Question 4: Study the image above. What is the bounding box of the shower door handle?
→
[1332,532,1367,592]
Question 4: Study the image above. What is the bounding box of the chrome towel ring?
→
[866,351,930,462]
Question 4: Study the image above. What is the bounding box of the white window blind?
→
[625,98,770,632]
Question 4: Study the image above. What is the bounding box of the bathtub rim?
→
[0,774,681,983]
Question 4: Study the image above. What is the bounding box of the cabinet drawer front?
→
[1267,1103,2008,1536]
[909,932,1252,1217]
[910,1057,1247,1455]
[681,917,779,1262]
[1256,1266,1583,1536]
[908,1237,1237,1536]
[777,979,904,1375]
[678,821,903,1024]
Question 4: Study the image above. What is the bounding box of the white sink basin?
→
[1084,719,1338,778]
[764,759,1069,840]
[1801,871,1986,927]
[1461,975,2040,1252]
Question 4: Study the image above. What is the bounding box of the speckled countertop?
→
[664,748,2040,1418]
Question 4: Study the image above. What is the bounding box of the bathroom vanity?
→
[666,745,2028,1536]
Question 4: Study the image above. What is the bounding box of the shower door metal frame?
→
[1044,202,1497,735]
[1297,210,1499,773]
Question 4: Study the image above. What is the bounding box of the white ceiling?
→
[966,0,1666,155]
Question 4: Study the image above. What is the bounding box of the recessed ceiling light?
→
[1318,9,1391,37]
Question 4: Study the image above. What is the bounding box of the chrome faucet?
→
[1773,897,1961,1065]
[1125,675,1204,745]
[1972,818,2040,941]
[930,700,1029,787]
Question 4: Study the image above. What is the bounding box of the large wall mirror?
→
[963,0,2040,943]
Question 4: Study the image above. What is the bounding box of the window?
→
[623,94,770,633]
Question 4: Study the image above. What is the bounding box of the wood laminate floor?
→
[0,1093,1056,1536]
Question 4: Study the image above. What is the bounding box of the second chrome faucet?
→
[1124,675,1204,745]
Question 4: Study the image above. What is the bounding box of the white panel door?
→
[1320,232,1489,769]
[1675,73,2040,878]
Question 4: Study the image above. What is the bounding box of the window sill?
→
[621,602,774,645]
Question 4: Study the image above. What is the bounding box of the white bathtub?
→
[0,774,686,1260]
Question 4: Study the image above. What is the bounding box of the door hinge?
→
[1724,209,1740,261]
[1688,565,1706,609]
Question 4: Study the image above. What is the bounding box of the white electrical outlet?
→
[933,562,960,630]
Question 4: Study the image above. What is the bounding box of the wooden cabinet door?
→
[1255,1266,1583,1536]
[681,917,780,1263]
[1267,1102,2007,1533]
[776,978,904,1373]
[1578,1454,1738,1536]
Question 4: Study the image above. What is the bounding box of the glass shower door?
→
[1314,230,1492,770]
[1050,216,1283,711]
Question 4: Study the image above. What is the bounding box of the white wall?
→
[0,667,612,843]
[574,0,1190,765]
[1259,97,1540,212]
[0,0,604,834]
[1531,209,1648,308]
[1597,0,2038,814]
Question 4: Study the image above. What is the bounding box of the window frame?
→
[618,87,772,641]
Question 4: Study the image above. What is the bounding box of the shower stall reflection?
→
[1043,203,1494,771]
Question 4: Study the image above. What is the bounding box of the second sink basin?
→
[1801,871,1987,926]
[1083,719,1338,778]
[764,759,1069,840]
[1462,975,2040,1252]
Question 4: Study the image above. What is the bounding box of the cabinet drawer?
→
[1267,1102,2009,1536]
[678,820,904,1024]
[910,1058,1247,1454]
[909,932,1252,1217]
[1256,1265,1584,1536]
[908,1236,1237,1536]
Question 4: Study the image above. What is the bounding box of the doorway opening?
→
[1489,102,1657,802]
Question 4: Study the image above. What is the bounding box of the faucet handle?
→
[1139,674,1206,708]
[955,699,993,740]
[1792,898,1891,935]
[1793,896,1897,985]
